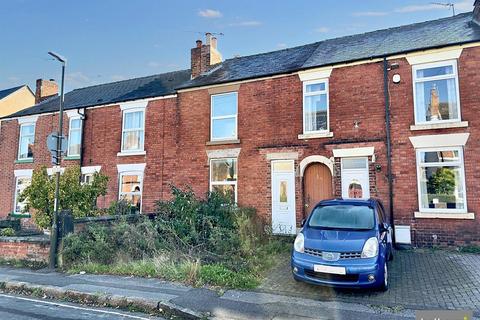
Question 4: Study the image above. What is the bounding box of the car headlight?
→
[361,237,379,258]
[294,233,304,253]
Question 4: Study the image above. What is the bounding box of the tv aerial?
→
[430,2,455,16]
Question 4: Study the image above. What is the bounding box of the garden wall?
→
[0,235,50,262]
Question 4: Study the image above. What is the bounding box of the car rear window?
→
[308,205,375,230]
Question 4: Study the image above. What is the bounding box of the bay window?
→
[210,158,237,202]
[303,79,329,133]
[416,147,466,213]
[211,92,237,141]
[413,60,461,124]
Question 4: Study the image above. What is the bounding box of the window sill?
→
[298,132,333,140]
[64,155,80,161]
[414,211,474,220]
[10,212,31,218]
[117,151,146,157]
[206,139,241,146]
[15,159,33,164]
[410,121,468,131]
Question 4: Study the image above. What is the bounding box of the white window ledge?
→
[414,211,475,220]
[206,139,240,146]
[117,151,146,157]
[298,132,333,140]
[410,121,468,131]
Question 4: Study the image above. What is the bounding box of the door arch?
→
[303,163,333,216]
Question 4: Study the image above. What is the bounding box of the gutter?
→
[383,57,395,246]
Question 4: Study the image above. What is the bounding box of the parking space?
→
[259,249,480,311]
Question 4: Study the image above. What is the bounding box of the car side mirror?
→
[301,219,306,227]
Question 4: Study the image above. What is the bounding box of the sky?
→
[0,0,475,92]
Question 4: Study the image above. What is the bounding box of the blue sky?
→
[0,0,475,92]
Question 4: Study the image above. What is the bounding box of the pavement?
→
[0,249,478,319]
[259,249,480,312]
[0,293,163,319]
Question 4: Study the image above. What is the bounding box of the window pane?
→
[211,159,237,182]
[124,111,143,129]
[15,177,31,212]
[419,150,460,163]
[68,130,81,155]
[415,78,458,122]
[70,118,81,129]
[273,161,293,172]
[212,184,236,202]
[304,93,327,132]
[81,174,93,185]
[19,136,34,159]
[419,166,464,210]
[212,118,236,140]
[21,124,34,135]
[279,181,288,203]
[120,175,141,193]
[122,130,143,150]
[305,82,326,92]
[212,93,237,117]
[342,158,367,170]
[416,65,453,78]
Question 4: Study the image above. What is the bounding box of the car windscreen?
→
[308,205,375,230]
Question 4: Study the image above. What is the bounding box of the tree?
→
[19,165,109,229]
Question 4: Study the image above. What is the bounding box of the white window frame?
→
[67,116,82,157]
[210,92,238,141]
[302,79,329,135]
[121,107,146,153]
[412,59,461,125]
[13,170,33,214]
[81,166,101,185]
[17,122,36,160]
[415,146,467,214]
[209,158,238,202]
[118,171,144,213]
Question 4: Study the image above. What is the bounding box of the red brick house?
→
[1,6,480,246]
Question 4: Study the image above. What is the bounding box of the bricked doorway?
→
[303,163,333,216]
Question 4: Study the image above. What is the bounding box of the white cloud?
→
[198,9,222,18]
[147,61,162,68]
[314,27,330,33]
[66,72,94,87]
[277,43,287,49]
[228,20,262,27]
[394,4,442,13]
[352,11,389,17]
[454,0,475,12]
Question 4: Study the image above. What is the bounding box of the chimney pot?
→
[205,32,212,45]
[211,37,217,49]
[196,40,202,48]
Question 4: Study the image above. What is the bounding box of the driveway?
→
[259,249,480,312]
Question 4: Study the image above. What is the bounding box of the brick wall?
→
[0,237,49,262]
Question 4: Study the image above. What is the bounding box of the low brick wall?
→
[0,235,50,262]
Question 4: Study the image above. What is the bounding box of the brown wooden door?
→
[303,163,333,216]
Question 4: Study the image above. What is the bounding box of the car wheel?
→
[379,262,389,291]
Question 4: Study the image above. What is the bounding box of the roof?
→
[0,85,27,100]
[178,12,480,89]
[4,69,191,118]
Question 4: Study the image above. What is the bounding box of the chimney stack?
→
[35,79,58,104]
[474,0,480,25]
[191,33,223,78]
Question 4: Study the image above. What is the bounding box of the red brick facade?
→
[0,46,479,247]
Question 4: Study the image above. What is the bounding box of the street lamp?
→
[47,51,66,269]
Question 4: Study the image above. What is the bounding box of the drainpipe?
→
[383,57,396,245]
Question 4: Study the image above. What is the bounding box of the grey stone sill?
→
[410,121,468,131]
[14,159,33,164]
[298,132,333,140]
[206,139,241,146]
[64,156,80,161]
[414,211,474,219]
[117,151,146,157]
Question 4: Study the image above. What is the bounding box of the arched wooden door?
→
[303,163,333,216]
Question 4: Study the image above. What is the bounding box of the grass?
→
[0,258,47,270]
[67,238,291,290]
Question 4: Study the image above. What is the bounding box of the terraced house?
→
[1,4,480,247]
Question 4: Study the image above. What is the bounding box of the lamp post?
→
[48,51,66,269]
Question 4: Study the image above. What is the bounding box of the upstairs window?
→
[67,117,82,157]
[211,92,238,141]
[18,123,35,160]
[121,109,145,152]
[416,147,466,213]
[303,80,329,133]
[413,60,460,124]
[210,158,237,202]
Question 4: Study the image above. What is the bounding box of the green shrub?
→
[0,228,15,237]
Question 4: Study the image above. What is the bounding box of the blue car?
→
[291,198,393,291]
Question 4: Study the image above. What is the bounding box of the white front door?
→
[341,157,370,199]
[271,160,296,235]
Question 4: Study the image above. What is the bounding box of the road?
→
[0,293,163,320]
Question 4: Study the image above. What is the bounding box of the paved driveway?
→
[259,249,480,312]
